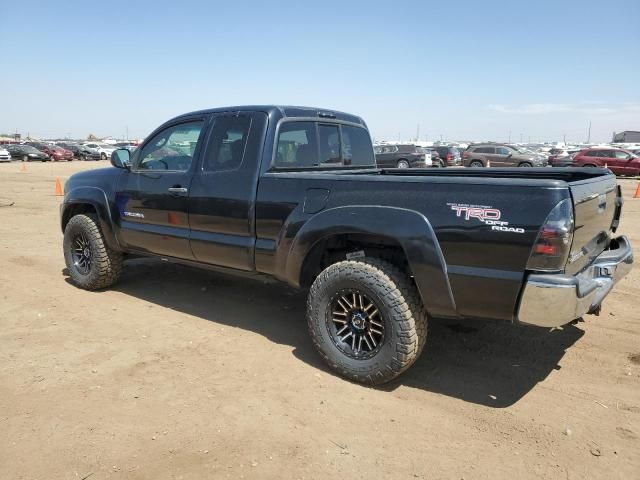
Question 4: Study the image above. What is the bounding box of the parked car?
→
[49,145,74,161]
[4,144,49,162]
[431,145,462,167]
[374,144,431,168]
[425,148,442,167]
[0,146,11,162]
[58,143,101,161]
[83,142,116,160]
[463,143,548,167]
[60,105,632,385]
[572,148,640,176]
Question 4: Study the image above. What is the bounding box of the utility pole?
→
[563,133,566,144]
[416,124,420,142]
[508,130,512,143]
[586,120,592,143]
[126,126,129,141]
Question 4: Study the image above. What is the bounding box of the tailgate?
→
[566,173,619,275]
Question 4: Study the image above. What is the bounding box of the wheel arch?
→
[61,187,121,251]
[287,206,457,318]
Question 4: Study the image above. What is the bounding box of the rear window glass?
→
[275,122,319,167]
[342,125,375,166]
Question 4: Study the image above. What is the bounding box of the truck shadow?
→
[68,258,584,408]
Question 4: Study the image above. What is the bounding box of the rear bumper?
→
[517,236,633,328]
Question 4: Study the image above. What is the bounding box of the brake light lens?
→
[526,198,574,272]
[446,153,453,160]
[463,151,470,158]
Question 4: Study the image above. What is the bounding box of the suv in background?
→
[83,142,116,160]
[572,148,640,176]
[431,145,462,167]
[463,143,547,167]
[374,144,431,168]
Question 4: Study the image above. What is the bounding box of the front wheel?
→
[518,162,532,167]
[469,160,484,167]
[307,258,427,384]
[396,159,410,169]
[100,152,107,160]
[63,214,123,290]
[22,155,28,162]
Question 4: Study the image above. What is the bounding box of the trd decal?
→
[447,203,524,233]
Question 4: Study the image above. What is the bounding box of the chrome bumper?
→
[517,236,633,328]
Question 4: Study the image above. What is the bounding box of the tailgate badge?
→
[597,194,607,213]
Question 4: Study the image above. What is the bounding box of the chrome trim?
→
[517,236,633,328]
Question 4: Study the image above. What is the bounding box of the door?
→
[188,112,268,270]
[494,146,512,166]
[114,118,207,259]
[611,150,632,175]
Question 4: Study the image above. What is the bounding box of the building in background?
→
[612,131,640,143]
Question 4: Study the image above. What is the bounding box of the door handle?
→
[168,187,188,195]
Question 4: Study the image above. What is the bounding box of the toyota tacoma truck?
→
[60,105,634,384]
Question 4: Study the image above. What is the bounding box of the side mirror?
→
[111,148,131,169]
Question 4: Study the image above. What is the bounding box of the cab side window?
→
[136,121,204,171]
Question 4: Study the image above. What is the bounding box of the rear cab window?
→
[273,121,374,169]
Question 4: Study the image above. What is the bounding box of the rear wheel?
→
[63,214,123,290]
[469,160,484,167]
[307,258,427,385]
[518,162,532,167]
[397,159,410,169]
[22,155,28,162]
[100,152,107,160]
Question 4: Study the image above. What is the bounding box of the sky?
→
[1,0,639,143]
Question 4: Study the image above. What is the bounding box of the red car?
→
[572,148,640,176]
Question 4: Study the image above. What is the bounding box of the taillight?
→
[463,151,470,158]
[526,198,574,272]
[446,153,453,160]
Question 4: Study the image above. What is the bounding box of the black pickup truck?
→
[61,105,634,384]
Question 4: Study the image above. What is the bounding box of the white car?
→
[0,147,11,162]
[83,143,116,160]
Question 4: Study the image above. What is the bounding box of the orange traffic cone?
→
[54,178,63,196]
[634,183,640,199]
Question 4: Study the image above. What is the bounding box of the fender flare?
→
[287,206,457,318]
[61,186,121,251]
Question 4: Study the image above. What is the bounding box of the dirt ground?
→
[0,160,638,480]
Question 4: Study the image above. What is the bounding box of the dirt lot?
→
[0,161,638,480]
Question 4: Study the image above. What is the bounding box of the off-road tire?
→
[63,214,123,290]
[307,258,427,385]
